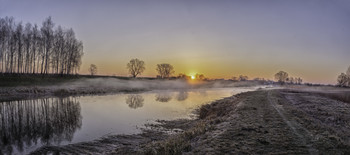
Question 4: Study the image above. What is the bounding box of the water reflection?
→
[155,92,172,102]
[125,94,144,109]
[0,97,82,154]
[198,90,208,96]
[176,91,188,101]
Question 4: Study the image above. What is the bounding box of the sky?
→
[1,0,349,84]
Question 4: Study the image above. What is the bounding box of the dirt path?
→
[185,89,350,154]
[188,90,311,154]
[267,91,318,154]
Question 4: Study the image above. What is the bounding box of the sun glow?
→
[191,75,195,80]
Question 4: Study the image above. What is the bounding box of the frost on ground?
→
[31,88,350,154]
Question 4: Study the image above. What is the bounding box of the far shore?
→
[0,74,268,101]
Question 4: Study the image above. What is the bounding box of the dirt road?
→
[187,89,350,154]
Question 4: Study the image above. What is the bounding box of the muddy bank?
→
[30,119,197,155]
[32,88,350,154]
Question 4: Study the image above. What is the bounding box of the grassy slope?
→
[141,89,350,154]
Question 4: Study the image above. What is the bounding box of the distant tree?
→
[275,71,288,84]
[289,77,294,84]
[296,77,303,85]
[177,73,190,80]
[337,73,349,87]
[156,63,174,78]
[195,73,205,81]
[239,75,248,81]
[88,64,97,76]
[231,76,239,82]
[127,58,145,78]
[253,77,265,81]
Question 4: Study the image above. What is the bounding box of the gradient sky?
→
[1,0,349,84]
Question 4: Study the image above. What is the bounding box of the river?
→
[0,87,259,154]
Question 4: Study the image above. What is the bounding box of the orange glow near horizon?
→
[79,51,345,85]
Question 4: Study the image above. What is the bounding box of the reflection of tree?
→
[155,92,172,102]
[176,91,188,101]
[0,97,82,154]
[125,94,144,109]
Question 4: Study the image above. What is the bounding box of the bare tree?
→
[31,24,39,74]
[275,71,288,84]
[336,66,350,87]
[347,66,350,86]
[127,58,145,78]
[0,16,83,76]
[15,22,23,73]
[177,73,190,80]
[52,25,64,74]
[231,76,239,82]
[41,17,54,74]
[289,77,294,84]
[296,77,303,85]
[195,73,206,80]
[239,75,249,81]
[0,18,7,73]
[23,23,32,73]
[88,64,97,76]
[337,73,348,87]
[156,63,174,78]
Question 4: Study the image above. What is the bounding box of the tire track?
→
[267,90,318,155]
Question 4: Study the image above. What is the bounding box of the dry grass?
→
[142,121,211,155]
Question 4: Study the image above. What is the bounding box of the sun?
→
[191,75,195,80]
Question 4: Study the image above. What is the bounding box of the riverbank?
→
[31,88,350,154]
[0,77,265,101]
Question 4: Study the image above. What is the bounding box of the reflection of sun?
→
[191,75,195,80]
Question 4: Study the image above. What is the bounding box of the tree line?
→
[0,16,83,75]
[92,58,307,84]
[89,58,178,79]
[274,71,303,85]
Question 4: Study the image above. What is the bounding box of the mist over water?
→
[61,78,195,91]
[58,78,263,92]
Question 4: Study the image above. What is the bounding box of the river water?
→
[0,87,258,154]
